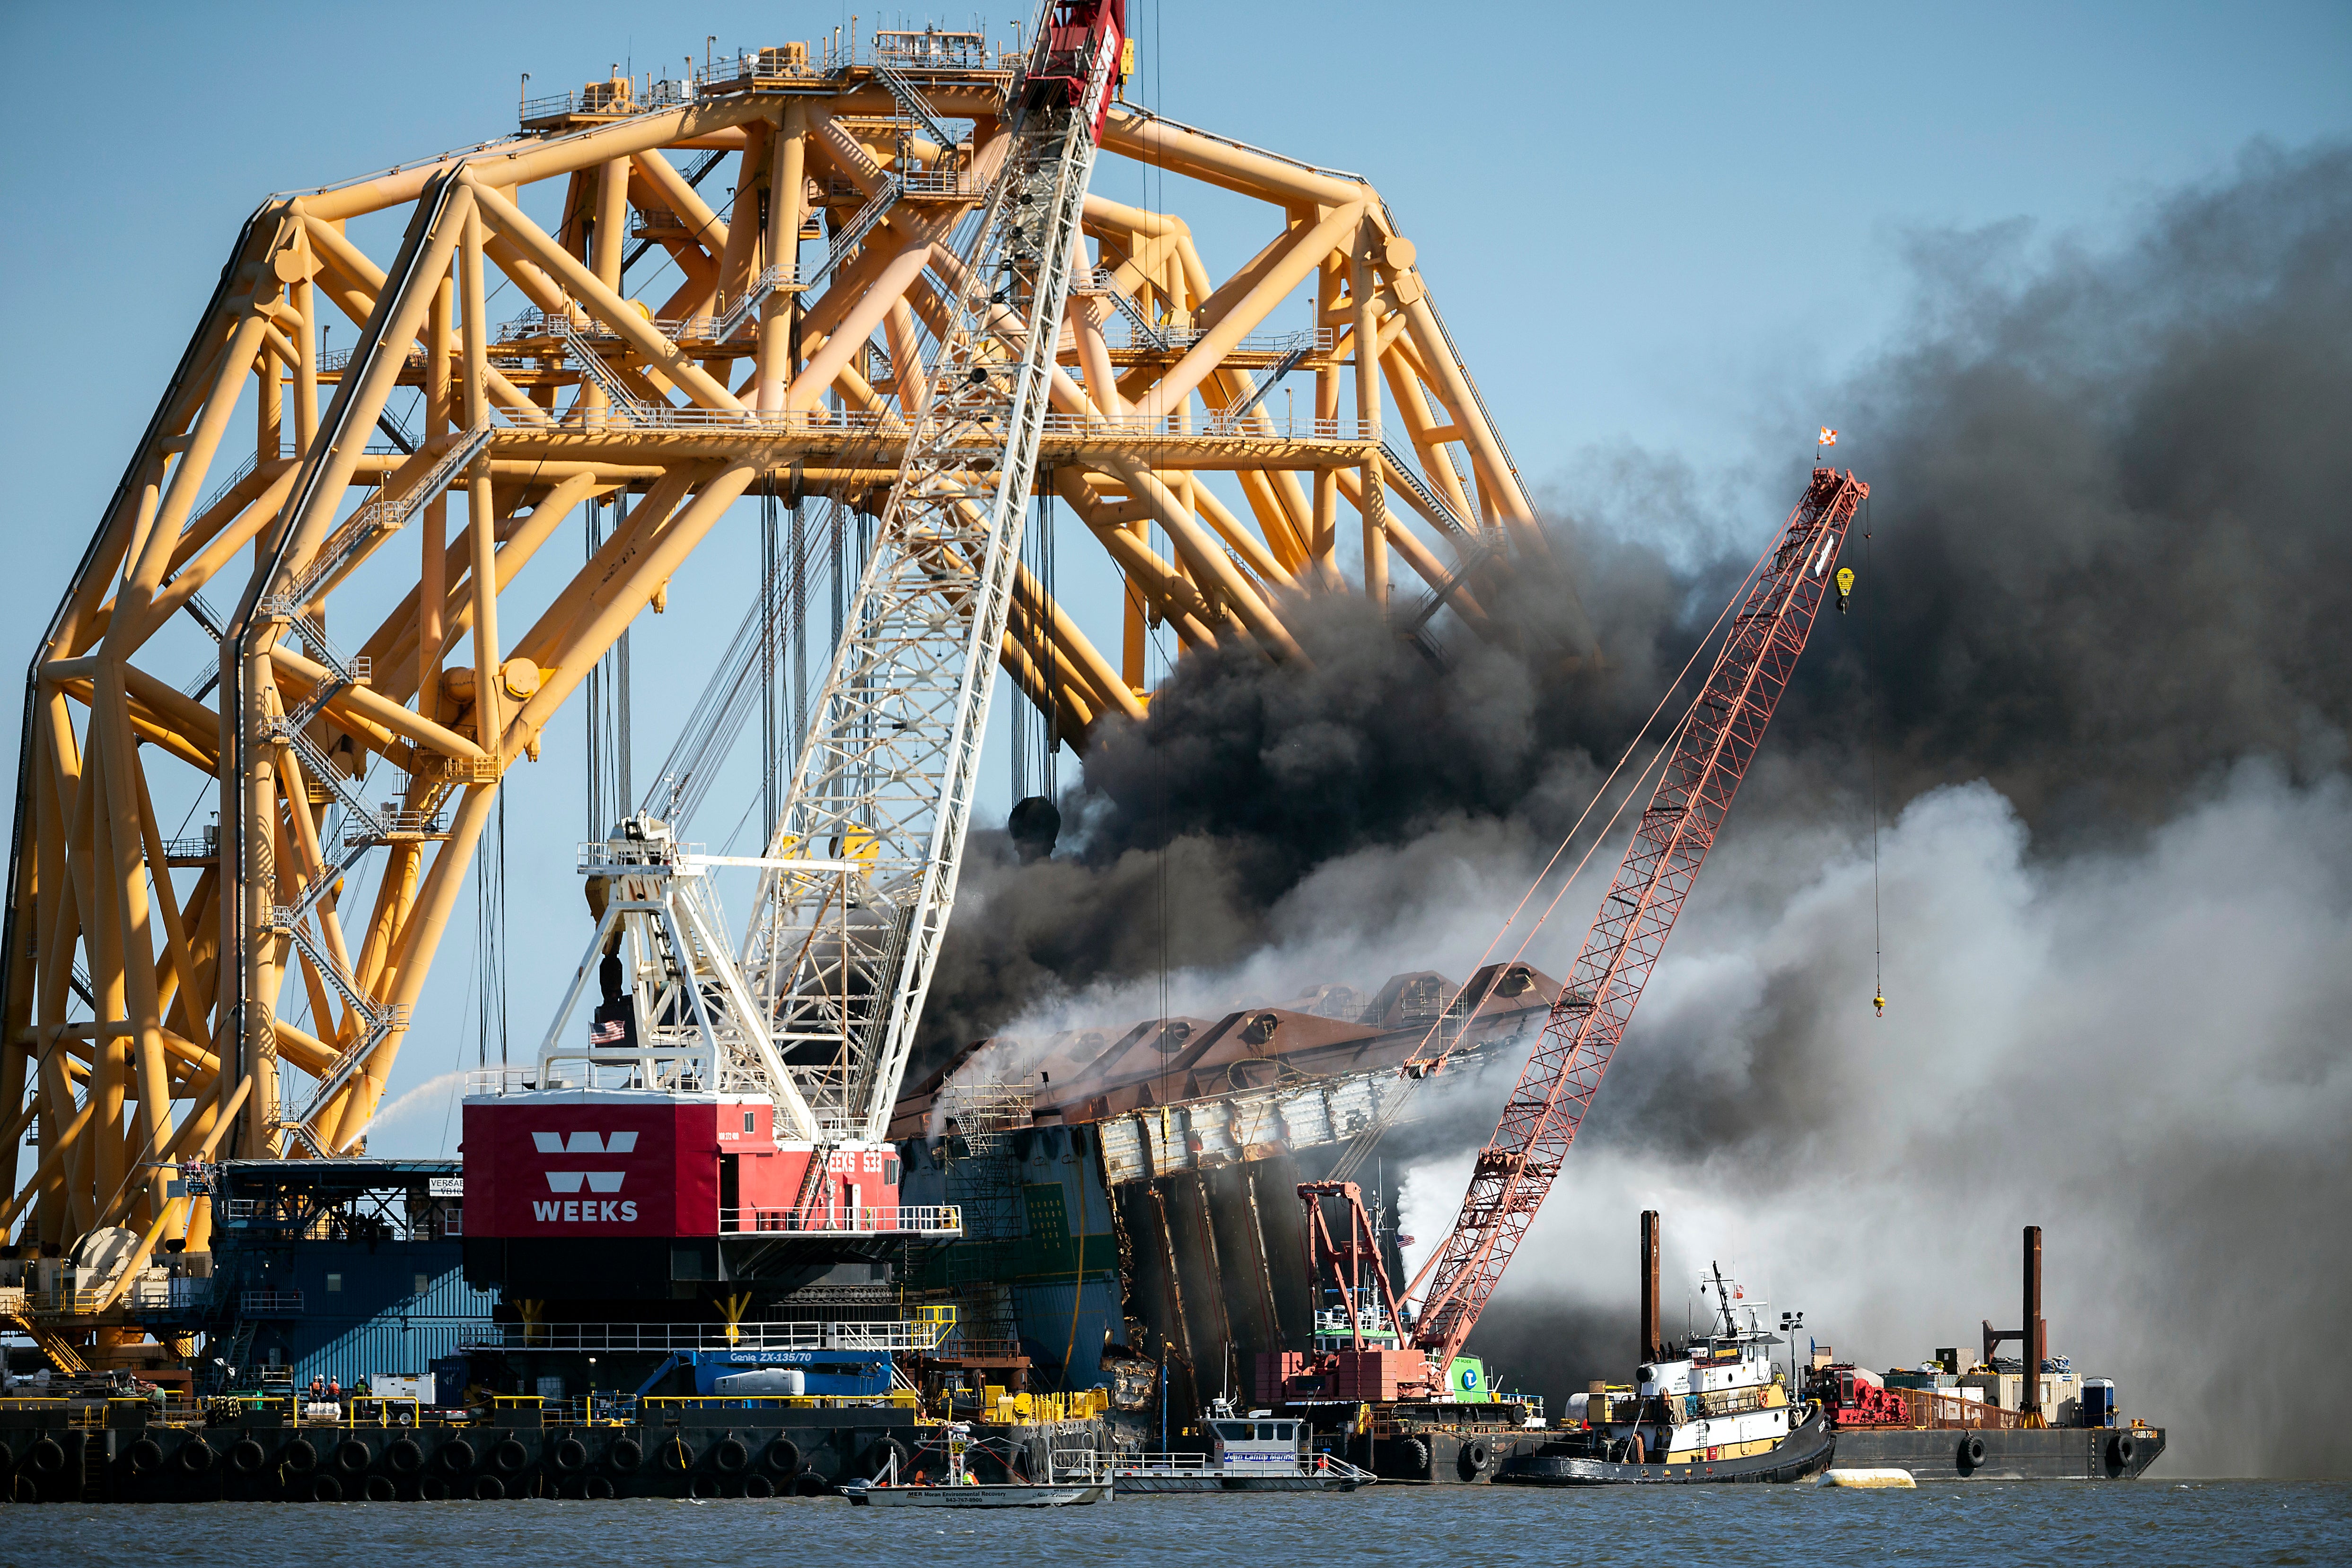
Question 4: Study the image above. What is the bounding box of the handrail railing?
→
[719,1203,963,1236]
[459,1317,952,1352]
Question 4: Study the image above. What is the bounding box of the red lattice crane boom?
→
[1406,467,1869,1374]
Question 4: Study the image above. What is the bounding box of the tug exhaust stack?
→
[2024,1225,2044,1418]
[1640,1210,1662,1363]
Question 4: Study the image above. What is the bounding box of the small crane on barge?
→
[1290,466,1869,1445]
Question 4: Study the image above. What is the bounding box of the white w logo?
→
[532,1131,639,1155]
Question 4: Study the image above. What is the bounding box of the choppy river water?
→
[6,1479,2344,1567]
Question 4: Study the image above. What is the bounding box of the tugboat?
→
[1498,1265,1836,1487]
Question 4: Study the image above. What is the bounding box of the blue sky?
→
[1,0,2344,1152]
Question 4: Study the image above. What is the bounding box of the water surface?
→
[8,1479,2343,1567]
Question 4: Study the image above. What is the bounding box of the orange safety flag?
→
[1818,427,1838,447]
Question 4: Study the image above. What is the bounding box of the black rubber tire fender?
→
[608,1436,643,1472]
[713,1435,749,1472]
[229,1437,266,1474]
[179,1438,216,1474]
[1960,1434,1987,1467]
[791,1469,830,1497]
[586,1475,616,1499]
[761,1437,801,1475]
[473,1473,505,1500]
[282,1437,318,1473]
[438,1438,476,1474]
[492,1437,529,1472]
[1401,1437,1431,1475]
[744,1473,775,1498]
[27,1437,66,1475]
[335,1437,371,1473]
[2111,1433,2137,1467]
[129,1437,165,1472]
[1458,1437,1492,1478]
[659,1435,696,1472]
[552,1436,588,1472]
[10,1474,40,1504]
[386,1437,424,1475]
[864,1437,908,1480]
[364,1474,397,1501]
[0,1439,14,1471]
[311,1472,343,1502]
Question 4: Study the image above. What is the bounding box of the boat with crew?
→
[842,1422,1109,1508]
[1111,1400,1375,1493]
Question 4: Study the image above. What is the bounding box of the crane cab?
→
[1021,0,1128,140]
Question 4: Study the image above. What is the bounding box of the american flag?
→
[588,1017,628,1046]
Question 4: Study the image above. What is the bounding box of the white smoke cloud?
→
[1404,762,2352,1478]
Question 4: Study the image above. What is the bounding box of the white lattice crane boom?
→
[741,1,1129,1139]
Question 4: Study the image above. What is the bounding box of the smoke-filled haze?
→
[922,141,2352,1477]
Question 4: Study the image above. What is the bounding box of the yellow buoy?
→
[1823,1468,1916,1489]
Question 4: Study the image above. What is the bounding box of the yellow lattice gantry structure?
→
[4,35,1549,1276]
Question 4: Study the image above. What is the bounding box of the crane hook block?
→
[1835,566,1855,614]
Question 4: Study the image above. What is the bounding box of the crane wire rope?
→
[1329,521,1791,1190]
[1865,490,1884,1016]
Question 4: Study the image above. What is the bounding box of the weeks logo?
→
[529,1130,641,1224]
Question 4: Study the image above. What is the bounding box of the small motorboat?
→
[1111,1401,1375,1493]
